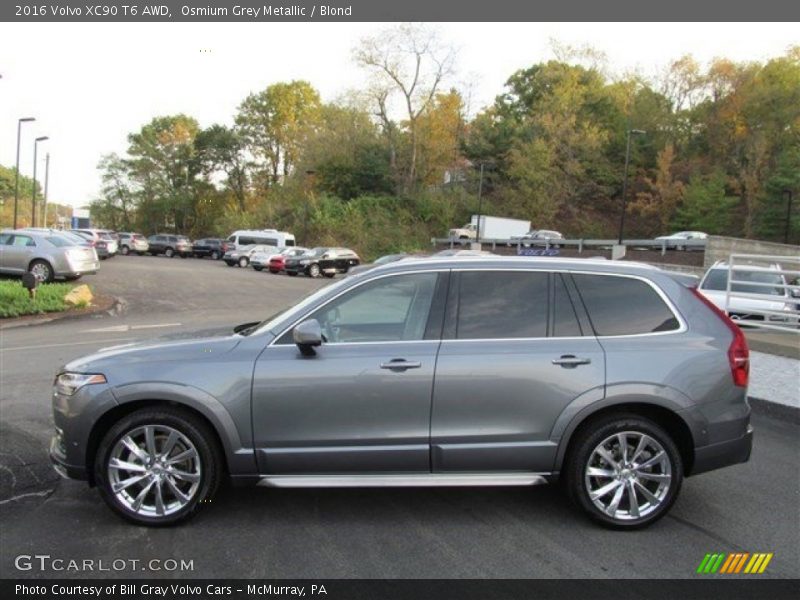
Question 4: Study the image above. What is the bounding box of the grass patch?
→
[0,280,83,318]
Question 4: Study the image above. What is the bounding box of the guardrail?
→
[724,254,800,333]
[431,237,707,255]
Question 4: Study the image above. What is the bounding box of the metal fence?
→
[431,237,707,255]
[723,254,800,333]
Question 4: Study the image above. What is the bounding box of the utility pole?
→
[42,153,50,228]
[13,117,36,228]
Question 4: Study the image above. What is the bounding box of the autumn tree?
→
[355,24,456,192]
[236,81,322,186]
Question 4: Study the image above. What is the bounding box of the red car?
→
[268,247,308,273]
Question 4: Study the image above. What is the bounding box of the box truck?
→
[448,216,531,242]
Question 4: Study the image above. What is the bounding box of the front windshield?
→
[238,277,352,336]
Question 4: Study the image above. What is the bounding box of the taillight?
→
[690,288,750,387]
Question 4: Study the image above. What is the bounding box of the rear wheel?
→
[564,414,682,529]
[210,251,220,260]
[94,407,222,526]
[164,247,175,258]
[308,263,321,278]
[121,245,130,255]
[238,257,249,268]
[29,259,54,283]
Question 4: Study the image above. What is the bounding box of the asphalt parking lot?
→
[0,256,798,579]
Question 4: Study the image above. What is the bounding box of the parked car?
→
[147,234,193,258]
[0,228,99,282]
[284,247,361,278]
[73,229,119,258]
[50,256,752,527]
[226,229,296,250]
[118,232,150,256]
[192,238,228,260]
[654,231,708,251]
[72,230,111,259]
[520,229,564,248]
[249,246,289,271]
[267,247,309,274]
[698,261,798,324]
[222,244,274,268]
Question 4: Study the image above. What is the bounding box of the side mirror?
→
[293,319,323,356]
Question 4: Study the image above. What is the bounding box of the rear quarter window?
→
[573,274,680,336]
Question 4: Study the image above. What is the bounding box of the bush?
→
[0,280,80,318]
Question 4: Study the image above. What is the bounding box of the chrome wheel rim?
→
[30,263,50,281]
[108,425,201,517]
[585,431,672,521]
[309,264,320,277]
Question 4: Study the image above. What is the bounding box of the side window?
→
[553,274,582,337]
[13,235,35,247]
[573,274,680,336]
[0,233,11,245]
[239,236,255,246]
[156,236,166,242]
[285,239,295,247]
[280,273,439,344]
[456,271,548,339]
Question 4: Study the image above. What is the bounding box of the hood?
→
[63,332,242,373]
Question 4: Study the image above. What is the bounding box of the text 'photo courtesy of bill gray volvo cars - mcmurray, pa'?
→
[49,256,753,528]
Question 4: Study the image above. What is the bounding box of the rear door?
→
[431,269,605,473]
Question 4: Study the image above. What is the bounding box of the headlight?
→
[54,372,107,395]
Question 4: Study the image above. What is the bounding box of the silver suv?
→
[0,228,99,282]
[50,257,752,528]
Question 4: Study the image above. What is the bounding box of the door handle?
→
[552,355,591,368]
[380,359,422,370]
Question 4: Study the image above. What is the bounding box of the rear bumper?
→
[691,426,753,476]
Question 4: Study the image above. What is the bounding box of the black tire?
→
[165,247,175,258]
[121,245,130,255]
[253,266,263,272]
[29,259,54,283]
[238,257,249,268]
[287,271,297,277]
[308,263,321,278]
[94,407,223,527]
[225,261,235,267]
[210,251,220,260]
[564,413,683,530]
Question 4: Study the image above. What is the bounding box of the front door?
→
[251,271,447,473]
[431,270,606,473]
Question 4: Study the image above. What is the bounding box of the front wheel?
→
[94,407,222,526]
[564,414,682,529]
[308,263,321,278]
[238,257,249,268]
[164,248,175,258]
[121,245,130,255]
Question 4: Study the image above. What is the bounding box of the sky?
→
[0,22,797,208]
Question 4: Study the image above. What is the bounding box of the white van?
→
[226,229,295,250]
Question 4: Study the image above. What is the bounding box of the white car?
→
[223,244,275,268]
[697,261,798,324]
[654,231,708,251]
[249,246,288,271]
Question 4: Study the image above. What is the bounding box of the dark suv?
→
[192,238,228,260]
[285,247,361,278]
[50,257,752,528]
[147,234,193,258]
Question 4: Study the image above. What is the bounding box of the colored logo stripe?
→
[698,552,773,574]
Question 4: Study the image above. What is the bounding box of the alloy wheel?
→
[30,262,52,282]
[107,425,202,518]
[584,431,672,521]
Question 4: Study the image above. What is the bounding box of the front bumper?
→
[50,434,88,480]
[691,425,753,476]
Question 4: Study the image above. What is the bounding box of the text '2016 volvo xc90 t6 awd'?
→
[50,257,753,528]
